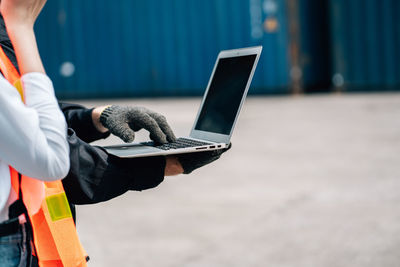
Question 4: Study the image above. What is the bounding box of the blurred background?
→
[35,0,399,98]
[34,1,400,266]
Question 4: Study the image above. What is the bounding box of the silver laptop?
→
[104,46,262,158]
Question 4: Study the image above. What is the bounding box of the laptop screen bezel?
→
[189,46,262,144]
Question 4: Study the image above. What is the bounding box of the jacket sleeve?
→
[59,102,110,143]
[62,128,166,204]
[0,73,70,181]
[59,104,167,204]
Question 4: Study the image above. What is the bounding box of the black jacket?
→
[60,103,166,204]
[0,16,166,206]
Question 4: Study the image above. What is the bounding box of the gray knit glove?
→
[177,143,232,174]
[100,105,176,144]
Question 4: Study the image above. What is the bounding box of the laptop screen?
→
[194,54,257,135]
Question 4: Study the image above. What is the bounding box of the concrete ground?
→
[73,93,400,267]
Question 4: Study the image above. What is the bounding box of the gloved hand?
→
[177,143,232,174]
[100,105,176,144]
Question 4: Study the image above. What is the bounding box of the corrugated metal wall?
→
[35,0,291,98]
[329,0,400,90]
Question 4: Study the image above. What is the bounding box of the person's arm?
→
[60,103,183,176]
[62,129,166,204]
[0,75,69,180]
[0,0,69,180]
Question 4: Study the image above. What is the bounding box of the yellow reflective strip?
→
[45,192,72,221]
[13,79,24,102]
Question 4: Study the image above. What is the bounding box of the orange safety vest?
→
[0,47,88,267]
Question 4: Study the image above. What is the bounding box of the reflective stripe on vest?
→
[0,46,87,267]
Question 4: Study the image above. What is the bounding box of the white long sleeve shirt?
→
[0,72,70,223]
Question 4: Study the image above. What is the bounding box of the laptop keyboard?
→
[143,137,212,151]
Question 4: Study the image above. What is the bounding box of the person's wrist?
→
[92,105,111,133]
[3,16,34,32]
[164,156,184,176]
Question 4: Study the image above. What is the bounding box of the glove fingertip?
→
[167,135,177,143]
[150,134,168,144]
[120,130,135,143]
[121,136,134,143]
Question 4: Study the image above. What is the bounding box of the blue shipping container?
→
[34,0,291,98]
[329,0,400,90]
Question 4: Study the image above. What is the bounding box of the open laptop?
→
[103,46,262,158]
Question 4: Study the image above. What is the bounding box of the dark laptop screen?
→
[194,54,257,135]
